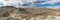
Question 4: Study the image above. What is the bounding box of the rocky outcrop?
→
[0,6,17,17]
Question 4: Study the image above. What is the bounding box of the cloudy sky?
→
[0,0,60,8]
[41,0,60,8]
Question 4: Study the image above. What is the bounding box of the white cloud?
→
[41,0,60,4]
[0,0,60,8]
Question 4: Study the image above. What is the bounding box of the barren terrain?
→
[0,6,60,20]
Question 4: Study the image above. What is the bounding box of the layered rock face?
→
[0,6,60,20]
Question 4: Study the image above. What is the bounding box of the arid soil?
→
[0,6,60,20]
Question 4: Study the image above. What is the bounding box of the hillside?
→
[0,6,60,20]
